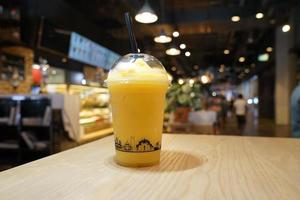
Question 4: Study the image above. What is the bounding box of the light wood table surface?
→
[0,134,300,200]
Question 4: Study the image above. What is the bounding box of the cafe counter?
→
[0,134,299,199]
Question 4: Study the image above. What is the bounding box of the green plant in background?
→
[165,81,202,113]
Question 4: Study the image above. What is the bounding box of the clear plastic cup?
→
[107,53,169,167]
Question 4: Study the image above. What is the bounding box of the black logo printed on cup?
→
[115,137,161,153]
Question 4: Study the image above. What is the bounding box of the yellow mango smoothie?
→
[107,54,169,167]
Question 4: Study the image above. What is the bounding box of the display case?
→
[69,85,112,135]
[46,84,113,142]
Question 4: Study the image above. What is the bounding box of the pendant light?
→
[166,45,180,56]
[135,0,158,24]
[154,0,171,43]
[154,29,172,43]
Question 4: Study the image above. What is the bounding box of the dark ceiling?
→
[2,0,299,83]
[63,0,298,82]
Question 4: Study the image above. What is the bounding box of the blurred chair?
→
[0,98,18,148]
[20,98,53,156]
[0,98,19,165]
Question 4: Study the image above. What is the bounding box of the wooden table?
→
[0,134,300,200]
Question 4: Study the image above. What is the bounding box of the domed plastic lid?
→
[107,53,168,84]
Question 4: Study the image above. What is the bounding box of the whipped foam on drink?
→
[107,58,168,83]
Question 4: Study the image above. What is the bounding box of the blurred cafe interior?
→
[0,0,300,170]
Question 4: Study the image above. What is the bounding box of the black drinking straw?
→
[124,12,139,53]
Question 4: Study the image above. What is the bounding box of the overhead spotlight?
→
[231,15,240,22]
[266,47,273,52]
[180,44,186,49]
[255,12,264,19]
[171,66,176,71]
[166,46,180,56]
[239,56,245,63]
[185,51,191,57]
[223,49,230,55]
[172,31,179,37]
[282,24,291,32]
[258,53,269,62]
[154,30,172,43]
[135,1,158,24]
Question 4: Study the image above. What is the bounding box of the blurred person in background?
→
[233,94,247,131]
[291,83,300,137]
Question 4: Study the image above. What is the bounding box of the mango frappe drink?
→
[107,53,169,167]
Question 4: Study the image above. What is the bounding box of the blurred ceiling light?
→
[201,75,209,84]
[193,65,199,70]
[253,97,259,104]
[154,30,172,43]
[171,66,177,71]
[61,58,67,63]
[282,24,291,32]
[258,53,269,62]
[266,47,273,52]
[185,51,191,57]
[166,47,180,56]
[135,1,158,24]
[245,68,250,73]
[189,79,195,85]
[239,56,245,62]
[212,92,217,97]
[178,78,184,85]
[223,49,230,54]
[172,31,179,37]
[231,15,240,22]
[247,99,253,104]
[179,44,186,49]
[81,79,87,85]
[255,12,264,19]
